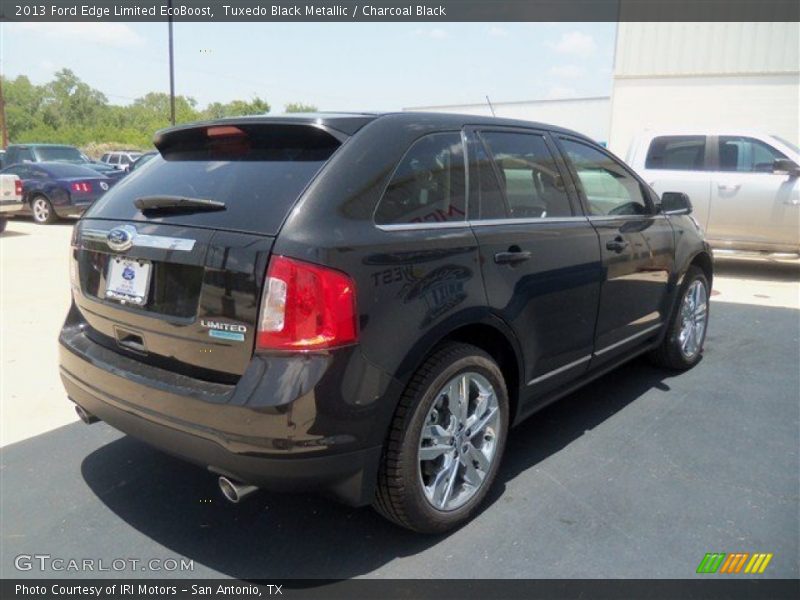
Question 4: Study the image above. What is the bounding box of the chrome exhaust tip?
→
[218,476,258,504]
[75,405,100,425]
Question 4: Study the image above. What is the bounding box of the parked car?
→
[3,143,127,182]
[129,151,157,172]
[0,172,24,233]
[100,150,143,172]
[60,113,712,533]
[0,162,115,224]
[627,130,800,256]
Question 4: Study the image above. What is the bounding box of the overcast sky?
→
[1,22,616,111]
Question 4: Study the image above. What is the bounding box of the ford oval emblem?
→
[107,225,137,252]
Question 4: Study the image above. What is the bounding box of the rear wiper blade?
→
[134,195,226,212]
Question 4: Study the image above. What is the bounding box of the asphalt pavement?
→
[0,218,798,580]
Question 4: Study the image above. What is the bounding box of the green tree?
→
[284,102,318,113]
[1,70,274,148]
[202,97,270,119]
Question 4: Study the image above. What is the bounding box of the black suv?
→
[60,113,712,533]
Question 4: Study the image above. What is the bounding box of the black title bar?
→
[3,579,800,600]
[1,0,798,22]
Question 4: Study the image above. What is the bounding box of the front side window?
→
[645,136,706,171]
[718,136,787,173]
[478,131,572,219]
[376,133,466,225]
[560,138,648,217]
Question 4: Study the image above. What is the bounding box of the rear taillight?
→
[71,182,91,193]
[14,179,23,196]
[256,256,358,351]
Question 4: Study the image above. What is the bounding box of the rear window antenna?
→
[485,96,496,117]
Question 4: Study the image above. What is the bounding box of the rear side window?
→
[85,124,341,235]
[645,136,706,171]
[478,131,572,219]
[375,133,466,225]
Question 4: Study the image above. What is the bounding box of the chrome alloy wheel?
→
[679,279,708,359]
[417,372,500,511]
[32,197,51,223]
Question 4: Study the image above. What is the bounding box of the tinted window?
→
[561,138,648,216]
[101,154,110,162]
[35,146,83,162]
[718,136,787,172]
[376,133,466,225]
[86,124,341,235]
[645,136,706,170]
[479,131,572,219]
[10,147,34,163]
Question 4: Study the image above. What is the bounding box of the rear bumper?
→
[59,317,396,506]
[0,199,24,214]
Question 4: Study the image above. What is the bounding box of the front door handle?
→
[494,250,532,265]
[606,236,629,253]
[718,183,741,192]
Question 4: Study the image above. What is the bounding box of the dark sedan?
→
[0,162,115,224]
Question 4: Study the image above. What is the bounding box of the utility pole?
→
[0,73,8,148]
[168,0,176,126]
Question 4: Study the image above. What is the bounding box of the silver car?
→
[628,130,800,256]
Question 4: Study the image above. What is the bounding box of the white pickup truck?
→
[627,130,800,256]
[0,172,24,233]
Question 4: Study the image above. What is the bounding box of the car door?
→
[638,135,713,230]
[706,135,800,252]
[556,136,674,366]
[467,128,602,401]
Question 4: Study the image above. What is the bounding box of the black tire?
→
[373,342,509,533]
[0,218,6,233]
[30,195,57,224]
[650,266,710,370]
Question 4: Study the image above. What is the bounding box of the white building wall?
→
[404,97,611,144]
[609,74,799,155]
[610,22,800,155]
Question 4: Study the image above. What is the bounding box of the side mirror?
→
[659,192,693,215]
[773,158,800,177]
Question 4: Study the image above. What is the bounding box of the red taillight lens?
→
[256,256,358,351]
[14,179,23,196]
[71,182,91,193]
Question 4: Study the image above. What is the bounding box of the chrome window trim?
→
[376,216,591,232]
[587,214,667,222]
[375,222,470,232]
[470,216,590,227]
[593,323,662,356]
[528,355,592,385]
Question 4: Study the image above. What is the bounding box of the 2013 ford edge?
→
[60,112,712,533]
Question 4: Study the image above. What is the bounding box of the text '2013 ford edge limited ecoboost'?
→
[59,112,712,533]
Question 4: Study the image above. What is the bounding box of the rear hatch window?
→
[84,123,342,235]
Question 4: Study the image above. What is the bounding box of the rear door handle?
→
[718,183,741,192]
[494,250,532,265]
[606,236,629,253]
